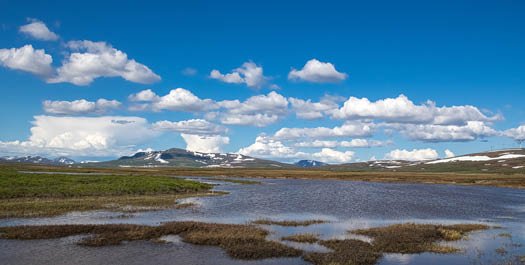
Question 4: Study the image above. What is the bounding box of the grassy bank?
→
[0,166,215,218]
[3,162,524,189]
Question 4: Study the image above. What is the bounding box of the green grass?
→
[0,168,212,199]
[0,166,216,218]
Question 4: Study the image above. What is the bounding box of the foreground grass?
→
[0,221,302,260]
[0,222,491,265]
[252,219,328,226]
[5,163,524,189]
[351,223,490,253]
[304,223,490,265]
[0,166,215,218]
[281,233,320,243]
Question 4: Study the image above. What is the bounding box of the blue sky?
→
[1,0,524,163]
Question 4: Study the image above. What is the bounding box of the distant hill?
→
[0,156,76,165]
[294,160,328,168]
[83,148,296,168]
[320,148,525,173]
[2,148,524,172]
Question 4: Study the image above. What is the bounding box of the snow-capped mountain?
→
[294,160,328,167]
[85,148,295,168]
[0,156,76,165]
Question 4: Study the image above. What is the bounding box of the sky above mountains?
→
[1,0,524,163]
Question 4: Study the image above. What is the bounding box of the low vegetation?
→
[304,239,382,265]
[0,166,217,218]
[0,169,212,198]
[281,233,320,243]
[0,221,494,265]
[305,223,490,265]
[350,223,490,254]
[0,193,222,218]
[498,233,512,238]
[174,202,198,209]
[0,222,303,260]
[3,163,524,189]
[252,219,328,226]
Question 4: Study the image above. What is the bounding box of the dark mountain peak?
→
[295,160,328,167]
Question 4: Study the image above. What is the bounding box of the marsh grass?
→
[252,219,328,226]
[3,163,525,189]
[303,239,382,265]
[0,167,220,218]
[499,233,513,238]
[350,223,490,254]
[0,222,303,260]
[0,222,494,265]
[281,233,320,243]
[0,192,224,218]
[0,169,212,199]
[174,202,197,209]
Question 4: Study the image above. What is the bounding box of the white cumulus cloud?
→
[128,89,159,102]
[289,95,342,120]
[393,121,498,142]
[210,61,270,89]
[502,125,525,141]
[152,119,228,135]
[333,94,501,125]
[273,122,374,141]
[0,115,157,157]
[294,139,388,148]
[180,133,229,153]
[0,45,53,77]
[153,88,218,112]
[19,19,59,41]
[311,148,354,163]
[384,148,439,161]
[288,59,347,83]
[43,99,121,115]
[445,149,455,158]
[237,136,307,159]
[238,136,355,163]
[47,40,160,85]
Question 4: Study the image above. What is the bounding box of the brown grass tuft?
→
[0,221,302,260]
[281,233,320,243]
[303,239,381,265]
[350,223,489,254]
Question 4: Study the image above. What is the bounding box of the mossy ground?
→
[0,166,216,218]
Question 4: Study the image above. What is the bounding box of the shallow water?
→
[1,177,524,264]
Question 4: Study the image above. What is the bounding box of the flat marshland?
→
[0,165,216,218]
[0,222,492,265]
[1,162,524,265]
[4,162,524,189]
